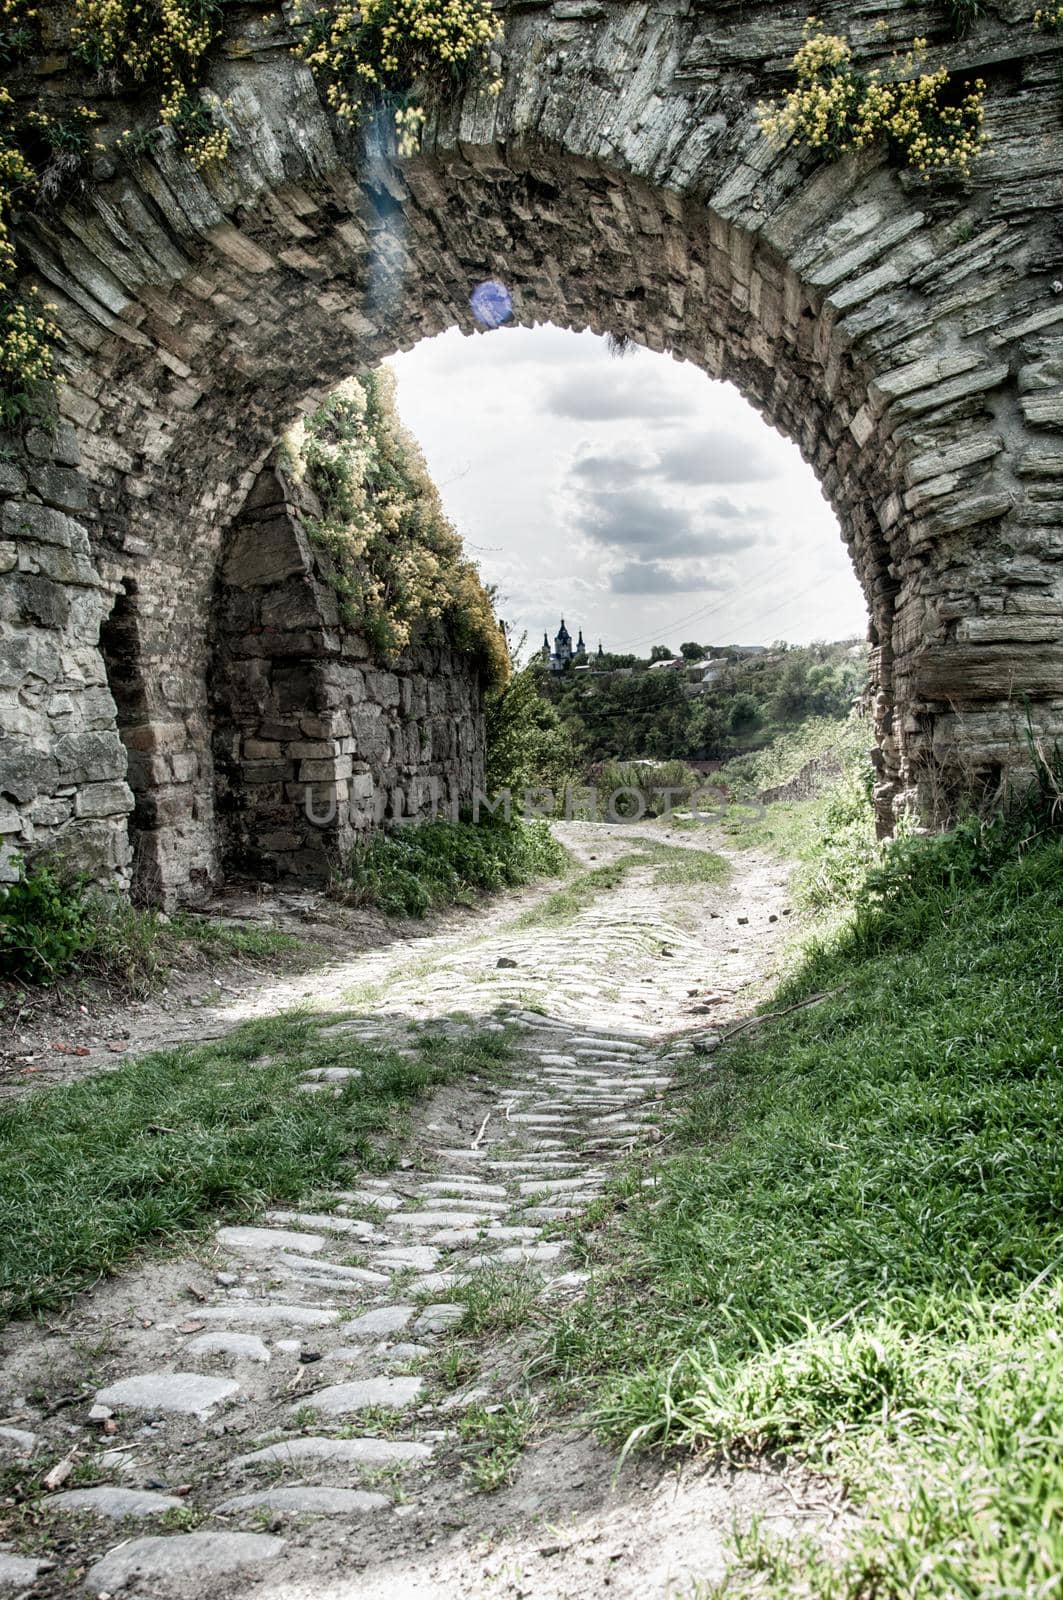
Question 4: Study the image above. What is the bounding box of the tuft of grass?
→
[169,915,302,962]
[516,857,641,926]
[543,780,1063,1598]
[333,814,566,918]
[0,854,303,993]
[459,1396,538,1491]
[0,1015,513,1322]
[451,1265,544,1336]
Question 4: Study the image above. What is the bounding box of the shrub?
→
[485,661,580,807]
[594,759,703,817]
[282,371,509,686]
[0,853,302,990]
[335,814,566,917]
[759,21,986,177]
[0,856,95,983]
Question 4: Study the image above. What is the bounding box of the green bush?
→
[336,814,566,918]
[0,853,301,990]
[485,660,580,805]
[594,758,703,817]
[0,857,97,982]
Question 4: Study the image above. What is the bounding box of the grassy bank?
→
[0,855,302,992]
[335,814,566,917]
[0,1014,512,1321]
[548,793,1063,1596]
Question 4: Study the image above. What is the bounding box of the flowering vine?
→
[289,0,502,156]
[759,19,986,178]
[282,370,509,684]
[72,0,230,168]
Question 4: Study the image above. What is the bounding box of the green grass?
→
[169,915,302,962]
[450,1264,545,1335]
[333,814,566,918]
[458,1396,538,1491]
[516,839,727,928]
[544,795,1063,1597]
[515,856,642,926]
[0,1015,514,1322]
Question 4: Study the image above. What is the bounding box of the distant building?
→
[543,619,600,672]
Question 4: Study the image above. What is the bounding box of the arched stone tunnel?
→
[1,0,1061,904]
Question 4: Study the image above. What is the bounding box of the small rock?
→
[215,1486,389,1516]
[85,1532,284,1593]
[341,1305,415,1337]
[231,1437,430,1471]
[45,1486,182,1519]
[0,1425,37,1459]
[383,1343,431,1364]
[216,1226,323,1255]
[95,1373,239,1417]
[412,1304,465,1336]
[0,1553,42,1587]
[196,1304,340,1329]
[302,1376,423,1417]
[496,957,518,969]
[186,1333,271,1365]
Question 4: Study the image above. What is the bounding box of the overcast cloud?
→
[387,323,866,654]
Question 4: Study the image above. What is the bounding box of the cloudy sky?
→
[387,323,866,659]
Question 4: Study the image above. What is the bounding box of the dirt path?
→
[0,825,811,1599]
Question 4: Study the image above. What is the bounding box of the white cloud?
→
[387,324,866,650]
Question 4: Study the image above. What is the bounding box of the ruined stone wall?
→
[210,466,485,891]
[0,0,1061,898]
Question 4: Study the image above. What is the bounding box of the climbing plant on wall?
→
[759,20,986,176]
[72,0,229,166]
[291,0,502,155]
[282,370,510,686]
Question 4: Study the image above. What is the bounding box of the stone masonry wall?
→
[0,0,1061,899]
[210,466,485,888]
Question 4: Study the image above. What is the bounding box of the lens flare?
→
[469,279,513,328]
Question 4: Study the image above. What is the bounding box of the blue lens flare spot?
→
[470,279,513,329]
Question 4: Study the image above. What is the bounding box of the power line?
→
[609,553,820,650]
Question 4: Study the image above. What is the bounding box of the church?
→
[541,620,605,673]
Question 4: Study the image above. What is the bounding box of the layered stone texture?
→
[212,466,484,886]
[1,0,1061,897]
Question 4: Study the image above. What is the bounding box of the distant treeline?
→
[538,639,868,765]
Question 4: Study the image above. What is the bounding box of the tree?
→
[650,644,673,662]
[485,662,578,800]
[728,692,762,734]
[679,641,704,660]
[687,698,725,756]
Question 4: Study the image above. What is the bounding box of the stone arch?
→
[1,1,1061,902]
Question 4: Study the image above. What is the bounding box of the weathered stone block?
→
[2,501,87,552]
[11,574,71,630]
[54,729,125,783]
[74,779,134,818]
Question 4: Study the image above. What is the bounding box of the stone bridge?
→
[1,0,1061,903]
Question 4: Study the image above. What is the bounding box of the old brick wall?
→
[210,466,485,890]
[1,0,1061,898]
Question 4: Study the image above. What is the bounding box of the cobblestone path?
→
[0,825,800,1600]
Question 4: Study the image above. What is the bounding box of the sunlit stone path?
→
[0,825,794,1599]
